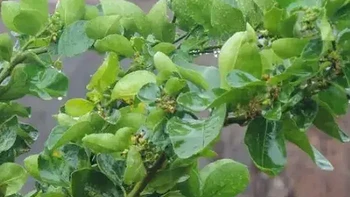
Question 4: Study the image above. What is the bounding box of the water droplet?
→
[89,74,93,77]
[57,97,63,101]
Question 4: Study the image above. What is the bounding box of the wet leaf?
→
[123,146,147,185]
[58,0,85,25]
[0,163,27,196]
[85,16,124,40]
[94,34,134,57]
[65,99,95,117]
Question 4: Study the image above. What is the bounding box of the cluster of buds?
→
[48,12,63,43]
[299,7,321,37]
[156,95,177,114]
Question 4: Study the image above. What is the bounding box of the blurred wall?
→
[1,0,349,196]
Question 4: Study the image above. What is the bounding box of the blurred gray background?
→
[2,0,350,196]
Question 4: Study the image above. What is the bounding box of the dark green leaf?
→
[123,146,147,185]
[85,16,124,40]
[318,84,348,115]
[245,118,286,175]
[177,167,201,197]
[97,154,126,185]
[0,163,27,196]
[313,102,350,143]
[137,83,160,103]
[72,169,123,197]
[0,117,20,153]
[283,118,333,170]
[262,103,282,121]
[58,20,94,57]
[58,0,85,25]
[0,33,13,61]
[200,159,250,197]
[226,70,264,88]
[166,105,226,158]
[38,144,90,186]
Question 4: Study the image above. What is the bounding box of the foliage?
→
[0,0,349,196]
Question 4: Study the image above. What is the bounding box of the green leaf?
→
[94,34,134,57]
[100,0,150,36]
[171,0,197,31]
[318,10,335,41]
[177,168,201,197]
[236,0,264,27]
[85,16,124,40]
[46,122,94,150]
[24,154,41,180]
[283,118,333,170]
[115,113,146,130]
[326,0,347,17]
[177,91,217,112]
[58,0,85,25]
[0,33,13,61]
[123,146,147,185]
[166,105,226,158]
[210,0,245,38]
[13,10,43,35]
[313,102,350,143]
[20,0,48,25]
[112,70,156,101]
[153,42,176,55]
[263,6,285,35]
[138,83,160,103]
[186,0,213,28]
[0,163,27,196]
[146,108,166,131]
[114,127,136,149]
[58,20,94,57]
[1,1,20,32]
[82,133,120,153]
[162,191,185,197]
[87,53,120,93]
[275,0,294,8]
[262,103,282,121]
[147,0,175,42]
[272,38,308,59]
[252,0,275,12]
[245,118,286,175]
[200,159,250,197]
[0,117,19,153]
[164,77,187,96]
[38,144,90,186]
[318,84,348,116]
[84,5,99,20]
[154,52,178,73]
[65,99,95,117]
[219,31,248,89]
[97,154,126,185]
[72,169,123,197]
[226,70,264,88]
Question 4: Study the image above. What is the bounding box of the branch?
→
[173,25,201,45]
[127,153,167,197]
[189,45,222,56]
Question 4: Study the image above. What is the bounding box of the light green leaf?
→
[226,70,263,88]
[166,105,226,158]
[46,122,94,150]
[236,0,264,27]
[65,98,95,117]
[272,38,308,59]
[153,42,176,55]
[210,0,245,38]
[1,1,21,32]
[84,5,99,20]
[171,0,197,31]
[58,20,94,57]
[283,118,333,170]
[82,133,120,153]
[318,84,348,115]
[115,113,146,130]
[58,0,85,25]
[24,154,41,180]
[219,31,247,89]
[200,159,249,197]
[147,0,175,42]
[112,70,156,101]
[97,154,126,185]
[87,53,120,93]
[72,169,123,197]
[263,6,285,35]
[123,146,147,185]
[39,144,90,186]
[313,101,350,143]
[275,0,294,8]
[164,77,187,96]
[20,0,48,22]
[252,0,275,12]
[177,91,217,112]
[0,33,13,61]
[317,10,335,41]
[245,117,286,175]
[177,168,201,197]
[100,0,150,36]
[0,163,27,196]
[14,10,43,35]
[94,34,134,57]
[85,16,124,40]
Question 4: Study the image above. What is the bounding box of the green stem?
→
[173,25,201,45]
[0,47,48,83]
[127,153,167,197]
